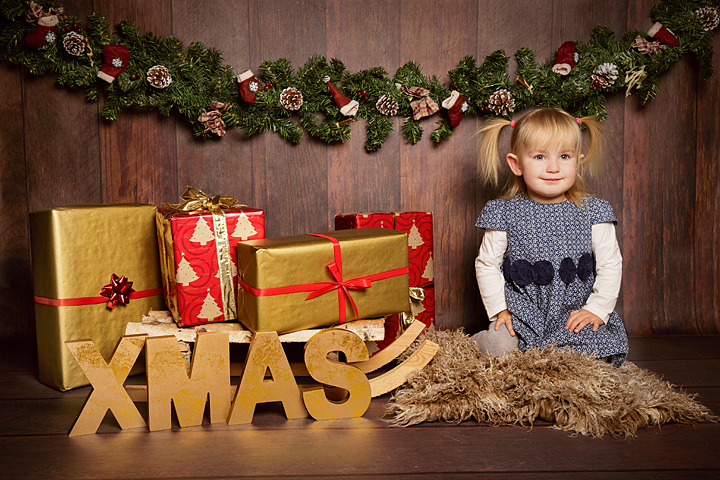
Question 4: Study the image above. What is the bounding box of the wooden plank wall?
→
[1,0,718,348]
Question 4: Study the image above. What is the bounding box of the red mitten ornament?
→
[552,41,577,75]
[648,22,679,47]
[324,77,358,116]
[441,90,468,128]
[237,70,262,104]
[24,15,58,48]
[97,45,130,83]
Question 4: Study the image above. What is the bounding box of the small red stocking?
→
[237,70,262,104]
[441,90,468,128]
[97,45,130,83]
[24,15,58,48]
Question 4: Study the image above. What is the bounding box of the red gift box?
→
[156,196,265,326]
[335,211,433,287]
[371,286,435,355]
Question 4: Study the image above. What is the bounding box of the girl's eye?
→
[560,154,571,160]
[533,155,545,160]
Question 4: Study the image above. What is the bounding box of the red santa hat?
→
[326,79,358,116]
[552,41,577,75]
[441,90,468,128]
[648,22,679,47]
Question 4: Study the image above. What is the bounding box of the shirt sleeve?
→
[583,222,622,323]
[475,229,508,320]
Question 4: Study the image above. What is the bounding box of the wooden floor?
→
[1,335,719,479]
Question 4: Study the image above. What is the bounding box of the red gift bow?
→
[237,233,408,323]
[34,273,161,308]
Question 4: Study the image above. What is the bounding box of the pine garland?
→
[1,0,718,151]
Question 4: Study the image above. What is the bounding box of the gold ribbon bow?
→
[198,101,231,137]
[399,287,426,331]
[25,1,65,22]
[401,86,440,120]
[163,186,244,320]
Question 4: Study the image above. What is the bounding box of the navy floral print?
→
[477,195,628,367]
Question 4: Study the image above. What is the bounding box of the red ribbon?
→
[237,233,408,323]
[35,273,161,308]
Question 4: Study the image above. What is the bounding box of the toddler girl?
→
[472,108,628,367]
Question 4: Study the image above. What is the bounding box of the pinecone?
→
[592,62,619,88]
[280,87,303,110]
[62,31,85,56]
[487,89,515,116]
[696,7,719,32]
[147,65,172,89]
[375,94,399,116]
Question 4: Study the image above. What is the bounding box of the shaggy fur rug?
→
[384,330,717,438]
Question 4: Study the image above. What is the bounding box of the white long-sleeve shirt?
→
[475,222,622,324]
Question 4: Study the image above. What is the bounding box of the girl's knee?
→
[472,322,519,356]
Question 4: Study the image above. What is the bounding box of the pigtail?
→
[578,115,607,178]
[477,118,512,185]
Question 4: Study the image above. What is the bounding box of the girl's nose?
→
[547,158,560,172]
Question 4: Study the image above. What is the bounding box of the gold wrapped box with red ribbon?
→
[237,228,410,334]
[29,204,165,391]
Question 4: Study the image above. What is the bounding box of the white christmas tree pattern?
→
[408,222,424,249]
[231,211,257,240]
[176,254,200,286]
[197,289,223,321]
[216,258,238,279]
[422,254,434,282]
[190,217,215,245]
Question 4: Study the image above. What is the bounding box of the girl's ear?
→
[506,153,523,176]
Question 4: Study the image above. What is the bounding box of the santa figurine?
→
[323,76,359,116]
[552,41,578,75]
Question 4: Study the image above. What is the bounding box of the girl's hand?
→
[566,309,603,333]
[495,309,515,336]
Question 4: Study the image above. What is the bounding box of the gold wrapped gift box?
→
[29,204,165,391]
[237,228,410,334]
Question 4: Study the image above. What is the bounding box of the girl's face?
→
[506,144,582,204]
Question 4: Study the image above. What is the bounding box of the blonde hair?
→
[478,108,606,206]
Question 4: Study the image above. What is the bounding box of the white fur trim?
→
[441,90,460,109]
[647,22,662,38]
[552,63,572,75]
[236,70,254,83]
[340,99,359,116]
[97,70,116,83]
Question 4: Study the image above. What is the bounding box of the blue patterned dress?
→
[476,195,628,367]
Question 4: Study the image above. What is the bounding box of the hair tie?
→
[510,120,516,128]
[576,118,582,125]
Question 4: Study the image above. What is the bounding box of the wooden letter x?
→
[66,334,148,437]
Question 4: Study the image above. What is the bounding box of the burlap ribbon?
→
[632,36,666,55]
[401,86,440,120]
[198,101,231,137]
[25,1,65,22]
[163,186,243,320]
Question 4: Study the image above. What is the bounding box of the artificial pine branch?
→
[0,0,718,150]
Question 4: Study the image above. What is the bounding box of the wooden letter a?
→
[66,334,147,437]
[146,331,231,431]
[227,331,308,425]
